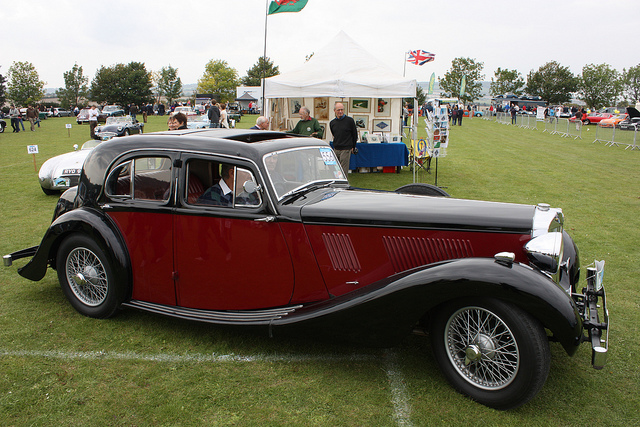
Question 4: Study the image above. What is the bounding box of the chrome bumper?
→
[3,246,38,267]
[573,261,609,369]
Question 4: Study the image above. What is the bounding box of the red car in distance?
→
[569,112,612,125]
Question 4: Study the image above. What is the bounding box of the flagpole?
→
[262,0,269,116]
[403,51,408,77]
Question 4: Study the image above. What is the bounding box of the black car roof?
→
[81,129,329,192]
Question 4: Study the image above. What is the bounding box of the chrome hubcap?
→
[445,307,520,390]
[66,247,108,306]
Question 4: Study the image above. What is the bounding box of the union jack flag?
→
[407,50,435,66]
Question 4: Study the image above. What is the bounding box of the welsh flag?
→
[268,0,308,15]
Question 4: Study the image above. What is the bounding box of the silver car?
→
[38,140,102,195]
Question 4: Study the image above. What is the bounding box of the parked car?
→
[0,119,5,133]
[187,114,211,129]
[462,110,483,117]
[599,113,628,128]
[77,108,108,124]
[570,112,613,125]
[37,139,104,195]
[617,107,640,131]
[4,129,609,410]
[101,105,125,117]
[94,116,144,139]
[52,107,72,117]
[227,102,242,122]
[173,106,196,116]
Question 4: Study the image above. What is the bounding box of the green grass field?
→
[1,114,638,425]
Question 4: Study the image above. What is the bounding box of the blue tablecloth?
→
[348,143,409,169]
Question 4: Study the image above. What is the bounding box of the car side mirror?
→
[243,180,260,194]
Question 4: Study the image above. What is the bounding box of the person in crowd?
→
[9,105,20,133]
[26,105,38,131]
[250,116,269,130]
[329,102,358,176]
[288,106,323,138]
[167,115,178,130]
[403,103,410,126]
[208,100,220,128]
[88,105,99,138]
[130,104,138,121]
[511,103,519,125]
[219,103,229,128]
[575,108,583,130]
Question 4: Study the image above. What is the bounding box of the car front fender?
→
[17,208,131,293]
[273,257,583,355]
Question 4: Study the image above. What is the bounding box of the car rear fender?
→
[273,257,583,355]
[17,208,131,294]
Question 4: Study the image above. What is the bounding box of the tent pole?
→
[262,0,269,117]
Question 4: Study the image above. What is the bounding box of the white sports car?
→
[38,140,102,195]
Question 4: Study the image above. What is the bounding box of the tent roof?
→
[236,92,258,101]
[265,31,416,99]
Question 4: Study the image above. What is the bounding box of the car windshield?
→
[105,116,132,125]
[103,106,121,112]
[81,140,101,150]
[187,115,207,122]
[263,147,347,200]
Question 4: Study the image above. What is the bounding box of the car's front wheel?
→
[430,298,550,410]
[56,234,123,318]
[583,119,590,125]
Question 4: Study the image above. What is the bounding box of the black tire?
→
[124,129,130,136]
[56,234,123,318]
[430,298,550,410]
[41,186,60,196]
[395,183,450,197]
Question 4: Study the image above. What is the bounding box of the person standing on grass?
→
[26,105,37,131]
[88,105,99,139]
[330,102,358,176]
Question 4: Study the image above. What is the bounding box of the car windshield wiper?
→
[280,180,337,204]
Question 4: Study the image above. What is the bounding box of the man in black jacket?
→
[208,100,221,128]
[329,102,357,176]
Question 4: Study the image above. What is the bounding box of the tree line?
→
[439,58,640,109]
[1,57,637,111]
[0,57,279,110]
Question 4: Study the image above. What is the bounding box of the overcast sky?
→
[1,0,636,89]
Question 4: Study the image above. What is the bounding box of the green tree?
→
[7,61,46,106]
[155,65,183,106]
[241,56,280,87]
[577,63,621,110]
[526,61,577,105]
[621,64,640,105]
[56,63,89,109]
[91,62,153,107]
[439,57,485,104]
[489,67,525,97]
[197,59,240,103]
[0,67,6,107]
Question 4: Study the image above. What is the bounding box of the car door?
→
[172,155,295,311]
[103,153,176,306]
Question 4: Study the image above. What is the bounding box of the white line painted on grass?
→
[384,349,414,427]
[0,348,377,363]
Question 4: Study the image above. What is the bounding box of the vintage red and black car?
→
[4,129,609,409]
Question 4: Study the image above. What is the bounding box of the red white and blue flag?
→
[407,50,435,65]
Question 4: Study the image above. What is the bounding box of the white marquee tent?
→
[264,31,416,99]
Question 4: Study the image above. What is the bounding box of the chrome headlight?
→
[525,232,564,281]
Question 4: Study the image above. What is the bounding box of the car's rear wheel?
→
[56,234,122,318]
[430,298,550,409]
[395,183,450,197]
[583,119,590,125]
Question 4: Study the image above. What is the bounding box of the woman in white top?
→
[219,103,229,128]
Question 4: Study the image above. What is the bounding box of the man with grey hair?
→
[250,116,269,130]
[329,102,357,176]
[288,106,323,138]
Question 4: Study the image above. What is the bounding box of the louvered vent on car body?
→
[383,236,474,273]
[322,233,361,272]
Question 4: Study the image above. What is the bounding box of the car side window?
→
[187,159,261,208]
[105,157,172,201]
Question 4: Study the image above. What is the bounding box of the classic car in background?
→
[94,116,144,139]
[617,107,640,130]
[599,113,628,128]
[101,105,125,117]
[4,129,609,410]
[570,112,613,125]
[52,107,72,117]
[227,102,242,122]
[187,114,211,129]
[37,139,104,195]
[173,106,196,116]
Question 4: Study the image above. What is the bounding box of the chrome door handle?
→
[254,216,275,222]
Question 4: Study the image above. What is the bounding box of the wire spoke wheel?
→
[66,247,109,306]
[445,306,519,390]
